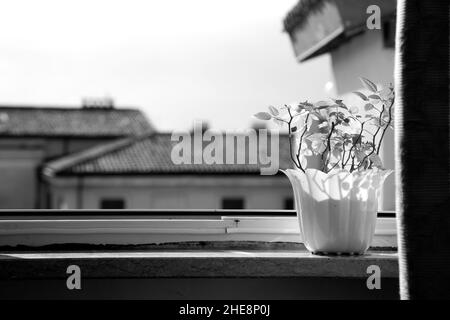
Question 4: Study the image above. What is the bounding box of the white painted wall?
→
[48,176,293,210]
[331,30,395,95]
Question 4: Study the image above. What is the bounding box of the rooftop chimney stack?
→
[82,97,115,109]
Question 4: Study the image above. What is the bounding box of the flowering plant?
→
[254,78,395,173]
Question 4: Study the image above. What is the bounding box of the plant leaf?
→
[268,105,279,116]
[359,77,377,92]
[349,106,359,114]
[318,121,328,129]
[314,101,332,108]
[311,139,326,154]
[369,154,384,169]
[379,87,393,100]
[298,102,314,111]
[353,91,368,101]
[300,155,307,168]
[273,118,284,126]
[302,148,313,156]
[332,147,342,159]
[306,133,326,142]
[254,112,272,120]
[364,103,374,111]
[355,150,366,161]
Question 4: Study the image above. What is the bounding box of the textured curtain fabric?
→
[395,0,450,299]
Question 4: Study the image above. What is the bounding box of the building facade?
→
[1,106,293,210]
[43,133,293,210]
[0,104,153,209]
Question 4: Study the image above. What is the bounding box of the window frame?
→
[0,209,397,248]
[283,197,294,210]
[221,198,245,210]
[100,198,126,210]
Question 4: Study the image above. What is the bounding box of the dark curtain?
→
[396,0,450,299]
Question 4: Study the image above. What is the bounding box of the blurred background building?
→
[0,102,292,209]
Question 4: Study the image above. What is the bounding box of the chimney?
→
[82,97,115,109]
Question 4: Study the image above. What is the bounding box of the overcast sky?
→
[0,0,334,131]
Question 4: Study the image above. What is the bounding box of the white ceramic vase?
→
[283,168,392,255]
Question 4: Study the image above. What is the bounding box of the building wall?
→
[0,149,44,208]
[330,30,396,211]
[0,137,118,209]
[48,176,293,210]
[331,30,395,96]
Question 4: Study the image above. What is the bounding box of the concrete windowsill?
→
[0,242,398,279]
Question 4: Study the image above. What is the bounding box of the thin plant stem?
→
[287,108,305,172]
[295,113,310,166]
[321,122,335,171]
[377,95,395,154]
[344,121,365,167]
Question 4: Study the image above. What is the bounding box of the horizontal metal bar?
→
[0,209,396,218]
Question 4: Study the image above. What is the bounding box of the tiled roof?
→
[283,0,327,33]
[43,133,293,176]
[0,106,153,137]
